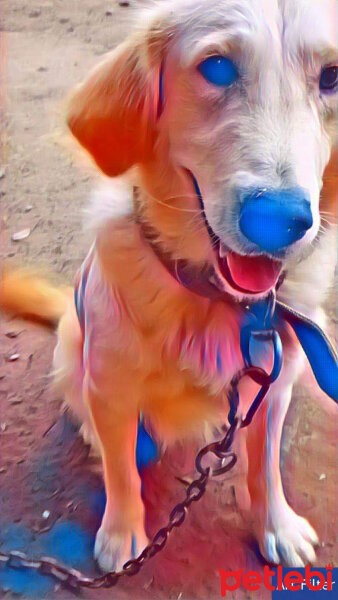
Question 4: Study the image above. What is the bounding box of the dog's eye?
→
[198,56,238,87]
[319,66,337,93]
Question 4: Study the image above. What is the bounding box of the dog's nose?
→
[239,188,313,253]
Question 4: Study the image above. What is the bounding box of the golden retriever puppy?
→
[1,0,337,572]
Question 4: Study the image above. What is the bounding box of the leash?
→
[1,290,336,591]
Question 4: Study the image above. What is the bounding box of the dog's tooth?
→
[219,243,228,258]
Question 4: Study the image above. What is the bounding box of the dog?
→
[1,0,337,572]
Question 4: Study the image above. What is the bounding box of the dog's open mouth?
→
[216,243,282,294]
[187,169,283,296]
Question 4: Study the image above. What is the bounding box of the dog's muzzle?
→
[239,188,313,254]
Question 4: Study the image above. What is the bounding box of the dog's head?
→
[67,0,337,301]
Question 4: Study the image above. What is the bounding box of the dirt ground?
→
[0,1,337,599]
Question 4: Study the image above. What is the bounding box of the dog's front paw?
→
[94,524,149,573]
[258,504,319,567]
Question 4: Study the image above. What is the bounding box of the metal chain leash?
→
[0,419,238,591]
[0,295,282,591]
[0,368,276,591]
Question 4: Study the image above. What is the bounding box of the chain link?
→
[0,348,276,590]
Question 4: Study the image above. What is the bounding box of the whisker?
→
[183,225,220,249]
[320,216,336,225]
[141,191,201,214]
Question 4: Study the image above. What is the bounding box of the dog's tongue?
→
[221,251,282,293]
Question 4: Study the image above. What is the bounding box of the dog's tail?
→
[0,270,72,325]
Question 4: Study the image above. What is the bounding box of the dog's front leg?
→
[85,372,148,572]
[246,352,318,567]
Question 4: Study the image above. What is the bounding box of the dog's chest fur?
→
[79,216,244,441]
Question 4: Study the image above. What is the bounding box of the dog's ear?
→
[67,37,161,176]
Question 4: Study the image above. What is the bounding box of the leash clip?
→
[241,290,283,384]
[244,328,283,384]
[228,291,284,429]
